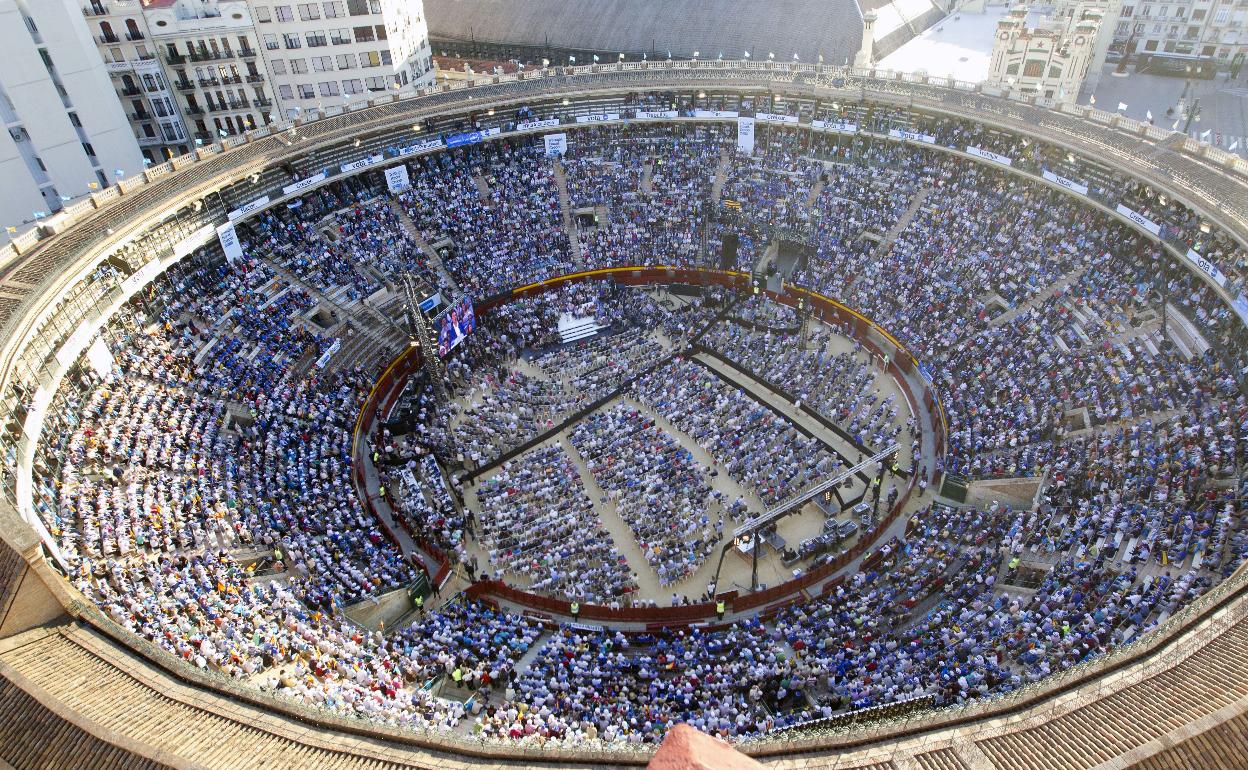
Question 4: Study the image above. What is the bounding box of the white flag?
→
[1146,110,1153,121]
[1200,129,1212,141]
[1231,139,1241,151]
[1172,119,1180,130]
[1117,101,1128,111]
[1089,94,1096,105]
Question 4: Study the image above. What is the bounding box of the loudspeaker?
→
[720,233,739,269]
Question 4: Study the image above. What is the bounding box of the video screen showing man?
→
[437,295,475,357]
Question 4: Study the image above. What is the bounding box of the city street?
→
[1083,62,1248,156]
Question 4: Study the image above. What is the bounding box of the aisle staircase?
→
[552,161,584,267]
[990,263,1091,327]
[870,185,932,259]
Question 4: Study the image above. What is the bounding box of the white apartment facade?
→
[146,0,278,146]
[82,0,191,163]
[249,0,434,119]
[0,0,145,230]
[1112,0,1246,63]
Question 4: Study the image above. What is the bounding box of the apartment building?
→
[1112,0,1246,63]
[82,0,190,163]
[145,0,277,146]
[250,0,434,119]
[0,0,145,228]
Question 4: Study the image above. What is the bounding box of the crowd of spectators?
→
[26,116,1248,748]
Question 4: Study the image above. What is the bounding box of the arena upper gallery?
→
[0,62,1246,770]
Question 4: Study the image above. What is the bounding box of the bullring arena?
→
[1,61,1248,769]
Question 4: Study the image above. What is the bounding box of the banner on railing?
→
[737,116,756,155]
[1183,247,1228,288]
[282,171,328,196]
[228,195,270,221]
[396,138,445,156]
[966,146,1013,166]
[756,112,800,124]
[315,338,342,368]
[340,154,383,173]
[811,119,858,134]
[1042,170,1089,196]
[516,118,561,131]
[1115,204,1162,236]
[888,128,936,144]
[636,110,678,119]
[693,109,739,118]
[543,132,568,157]
[575,113,620,123]
[384,164,411,193]
[445,127,501,148]
[215,221,244,264]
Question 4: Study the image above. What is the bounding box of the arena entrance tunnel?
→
[351,265,947,629]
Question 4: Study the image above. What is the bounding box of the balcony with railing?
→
[120,85,141,96]
[128,111,152,122]
[184,105,204,115]
[189,49,234,63]
[197,77,220,88]
[98,33,119,44]
[174,78,195,91]
[164,51,186,65]
[238,47,257,59]
[253,97,273,108]
[125,31,143,41]
[221,74,243,85]
[246,73,265,83]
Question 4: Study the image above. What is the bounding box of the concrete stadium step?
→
[0,625,457,769]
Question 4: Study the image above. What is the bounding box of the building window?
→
[298,83,315,98]
[306,31,328,47]
[283,33,301,49]
[330,28,351,45]
[83,142,96,157]
[270,59,287,74]
[347,0,369,15]
[263,34,279,50]
[336,53,356,69]
[318,80,339,96]
[278,84,294,99]
[312,55,333,71]
[375,24,386,40]
[380,49,391,65]
[353,26,374,43]
[289,58,308,74]
[255,5,271,22]
[360,50,381,67]
[274,5,294,21]
[324,1,345,17]
[342,78,363,94]
[298,2,321,20]
[365,75,387,90]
